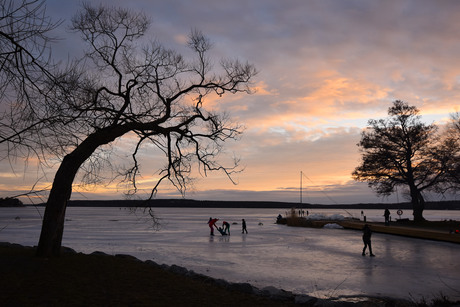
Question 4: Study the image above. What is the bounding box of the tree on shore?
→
[1,2,256,257]
[352,100,458,221]
[450,113,460,188]
[433,112,460,193]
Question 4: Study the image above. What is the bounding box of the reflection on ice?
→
[1,207,459,301]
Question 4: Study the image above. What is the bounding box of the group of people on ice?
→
[207,217,247,236]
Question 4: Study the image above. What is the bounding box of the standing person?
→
[362,224,375,257]
[222,221,230,235]
[241,219,248,234]
[207,217,219,236]
[384,209,390,226]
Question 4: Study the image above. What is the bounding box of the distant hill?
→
[30,199,460,210]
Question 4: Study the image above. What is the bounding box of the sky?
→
[1,0,460,204]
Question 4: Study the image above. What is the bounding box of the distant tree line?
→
[0,197,24,207]
[63,199,460,210]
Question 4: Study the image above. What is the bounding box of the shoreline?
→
[278,218,460,244]
[0,242,433,306]
[338,220,460,244]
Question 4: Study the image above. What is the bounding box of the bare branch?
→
[1,3,256,256]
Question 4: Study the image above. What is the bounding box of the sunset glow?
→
[1,0,460,204]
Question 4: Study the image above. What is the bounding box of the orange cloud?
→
[252,81,279,96]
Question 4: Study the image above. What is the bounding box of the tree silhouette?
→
[353,100,458,221]
[1,3,256,257]
[1,0,60,148]
[433,112,460,193]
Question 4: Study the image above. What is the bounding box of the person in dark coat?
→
[362,224,375,256]
[241,219,248,234]
[384,209,390,226]
[217,227,227,236]
[222,221,230,235]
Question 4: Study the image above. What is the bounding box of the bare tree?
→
[352,100,456,222]
[0,0,60,146]
[1,3,256,257]
[0,0,57,86]
[433,112,460,192]
[451,112,460,188]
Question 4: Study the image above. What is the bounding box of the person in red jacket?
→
[207,217,219,236]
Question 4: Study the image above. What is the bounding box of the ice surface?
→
[1,207,459,301]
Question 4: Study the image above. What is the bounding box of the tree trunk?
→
[36,154,81,257]
[36,125,132,257]
[411,188,425,222]
[413,190,425,222]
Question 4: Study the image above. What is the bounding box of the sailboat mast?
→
[300,171,302,204]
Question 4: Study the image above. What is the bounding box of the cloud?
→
[3,0,460,204]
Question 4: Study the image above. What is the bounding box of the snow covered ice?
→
[1,207,459,301]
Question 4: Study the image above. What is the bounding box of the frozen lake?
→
[1,206,459,301]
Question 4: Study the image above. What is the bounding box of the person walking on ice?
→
[242,219,248,234]
[362,224,375,257]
